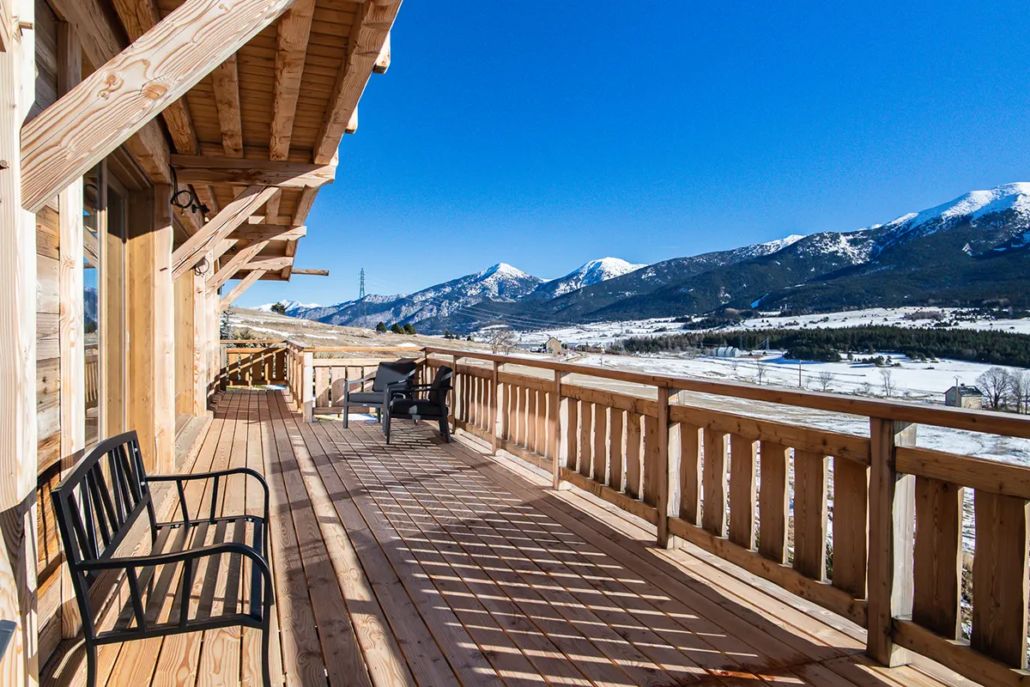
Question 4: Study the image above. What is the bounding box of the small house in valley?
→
[545,336,563,355]
[945,385,984,409]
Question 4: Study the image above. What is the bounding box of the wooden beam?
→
[263,188,281,224]
[269,0,315,160]
[0,0,39,682]
[208,240,270,291]
[229,224,306,241]
[172,186,277,279]
[127,186,176,473]
[170,155,336,187]
[21,0,297,212]
[211,54,243,158]
[293,186,318,225]
[110,0,199,155]
[47,0,174,185]
[219,269,266,311]
[291,268,329,276]
[345,105,358,134]
[240,255,294,271]
[374,31,391,74]
[312,0,400,164]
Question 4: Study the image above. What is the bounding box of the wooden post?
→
[551,370,565,490]
[302,350,314,422]
[656,386,676,548]
[0,0,39,682]
[490,361,499,454]
[867,418,916,667]
[192,265,208,414]
[452,355,460,432]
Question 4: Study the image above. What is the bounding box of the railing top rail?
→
[219,339,287,344]
[424,345,1030,439]
[306,346,425,353]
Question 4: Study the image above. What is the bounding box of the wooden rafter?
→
[110,0,199,155]
[220,269,267,311]
[208,240,270,291]
[229,224,306,241]
[48,0,173,185]
[292,268,329,276]
[21,0,297,212]
[269,0,315,160]
[293,187,318,226]
[263,188,282,223]
[241,255,294,271]
[211,54,243,158]
[312,0,401,164]
[170,155,336,187]
[172,185,277,279]
[346,106,358,134]
[374,32,391,74]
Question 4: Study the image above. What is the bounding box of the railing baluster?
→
[971,490,1029,667]
[625,411,642,499]
[793,450,829,580]
[729,434,758,550]
[833,456,870,598]
[758,441,790,563]
[702,429,727,536]
[679,424,703,526]
[566,398,579,481]
[579,402,593,478]
[592,404,608,485]
[609,409,625,493]
[912,476,962,638]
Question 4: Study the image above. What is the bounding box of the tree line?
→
[616,325,1030,367]
[977,367,1030,413]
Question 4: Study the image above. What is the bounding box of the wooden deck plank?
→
[347,424,741,683]
[44,391,964,687]
[266,392,374,687]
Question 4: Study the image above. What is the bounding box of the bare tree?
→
[816,370,835,393]
[490,326,518,355]
[879,367,896,397]
[754,359,768,385]
[1007,370,1030,414]
[977,367,1010,410]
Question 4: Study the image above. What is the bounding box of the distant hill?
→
[260,183,1030,333]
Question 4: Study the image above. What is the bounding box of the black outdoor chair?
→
[341,360,418,428]
[383,365,454,444]
[51,431,274,687]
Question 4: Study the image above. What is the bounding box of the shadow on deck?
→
[43,390,966,687]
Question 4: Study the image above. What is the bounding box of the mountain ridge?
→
[257,183,1030,333]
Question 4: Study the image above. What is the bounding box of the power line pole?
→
[359,268,366,319]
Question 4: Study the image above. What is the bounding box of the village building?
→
[945,384,984,409]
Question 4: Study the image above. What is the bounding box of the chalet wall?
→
[35,205,62,667]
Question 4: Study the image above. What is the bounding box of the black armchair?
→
[383,366,454,444]
[342,360,418,428]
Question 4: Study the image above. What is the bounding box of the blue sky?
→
[237,1,1030,307]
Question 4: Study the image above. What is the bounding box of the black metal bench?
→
[52,431,275,687]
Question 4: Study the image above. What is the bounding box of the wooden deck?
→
[43,390,968,687]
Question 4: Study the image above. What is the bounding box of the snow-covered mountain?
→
[256,299,323,316]
[526,258,644,300]
[249,183,1030,332]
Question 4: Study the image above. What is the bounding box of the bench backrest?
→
[51,431,156,582]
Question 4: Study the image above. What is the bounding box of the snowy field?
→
[508,307,1030,349]
[579,351,1030,466]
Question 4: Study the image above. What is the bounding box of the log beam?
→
[170,155,336,187]
[229,224,306,241]
[220,269,267,311]
[109,0,199,155]
[208,240,270,291]
[269,0,315,160]
[239,255,294,271]
[21,0,297,211]
[211,55,243,158]
[172,185,277,279]
[313,0,400,164]
[374,31,391,74]
[47,0,174,186]
[291,268,329,276]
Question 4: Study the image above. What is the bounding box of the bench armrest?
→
[149,467,270,526]
[81,542,275,625]
[346,374,376,389]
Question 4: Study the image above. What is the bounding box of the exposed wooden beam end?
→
[373,31,390,74]
[291,268,329,276]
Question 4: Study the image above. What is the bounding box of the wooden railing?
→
[218,339,289,388]
[223,341,1030,685]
